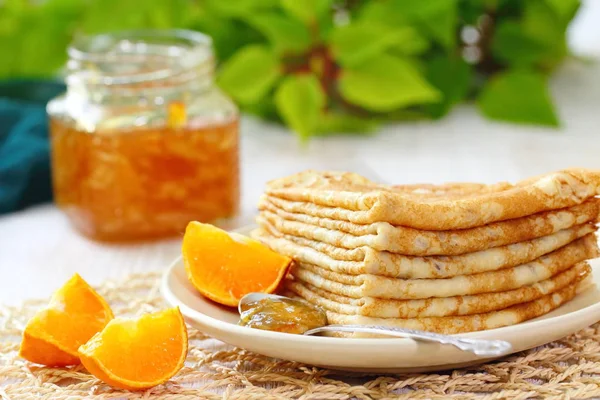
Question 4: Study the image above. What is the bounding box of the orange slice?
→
[182,222,292,307]
[78,307,188,390]
[19,274,114,367]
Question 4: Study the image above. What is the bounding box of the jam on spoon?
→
[238,294,327,334]
[237,293,512,356]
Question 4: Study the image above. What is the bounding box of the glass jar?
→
[48,30,239,242]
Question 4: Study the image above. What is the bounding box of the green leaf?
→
[5,8,77,77]
[81,0,192,33]
[415,4,457,50]
[521,0,568,66]
[274,74,325,139]
[491,21,549,66]
[246,12,311,54]
[330,24,424,66]
[524,0,566,39]
[426,56,471,118]
[478,69,559,127]
[217,45,280,104]
[387,0,450,18]
[315,113,378,135]
[280,0,331,24]
[458,0,487,25]
[0,4,22,77]
[388,0,458,50]
[0,0,88,78]
[544,0,580,22]
[338,54,441,112]
[355,3,430,55]
[391,32,430,56]
[357,1,410,26]
[1,0,27,14]
[244,95,280,120]
[497,0,525,14]
[42,0,87,21]
[18,19,71,76]
[191,15,263,62]
[316,11,335,42]
[203,0,279,18]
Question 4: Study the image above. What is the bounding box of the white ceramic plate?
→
[161,229,600,373]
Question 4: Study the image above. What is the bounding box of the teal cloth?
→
[0,80,65,214]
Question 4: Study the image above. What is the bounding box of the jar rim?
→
[67,29,213,87]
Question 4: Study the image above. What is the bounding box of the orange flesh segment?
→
[20,332,80,367]
[19,274,113,366]
[182,222,292,307]
[78,308,188,390]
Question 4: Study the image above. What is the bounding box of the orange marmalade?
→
[50,118,239,241]
[48,30,240,241]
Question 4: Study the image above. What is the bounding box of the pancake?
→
[286,262,590,318]
[310,278,586,334]
[289,234,599,299]
[258,198,600,255]
[264,169,600,230]
[252,223,596,279]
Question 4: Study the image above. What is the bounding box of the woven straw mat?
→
[2,272,600,400]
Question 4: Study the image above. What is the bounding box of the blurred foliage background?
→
[0,0,582,139]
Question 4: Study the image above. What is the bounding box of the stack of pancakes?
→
[252,169,600,334]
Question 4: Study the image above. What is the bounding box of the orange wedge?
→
[182,222,292,307]
[19,274,113,367]
[78,307,188,390]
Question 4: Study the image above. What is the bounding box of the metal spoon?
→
[239,292,512,357]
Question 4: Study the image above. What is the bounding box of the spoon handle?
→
[303,325,512,357]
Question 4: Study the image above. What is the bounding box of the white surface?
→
[1,7,600,305]
[162,251,600,373]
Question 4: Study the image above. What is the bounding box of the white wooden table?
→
[1,7,600,306]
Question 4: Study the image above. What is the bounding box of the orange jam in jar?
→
[48,30,239,241]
